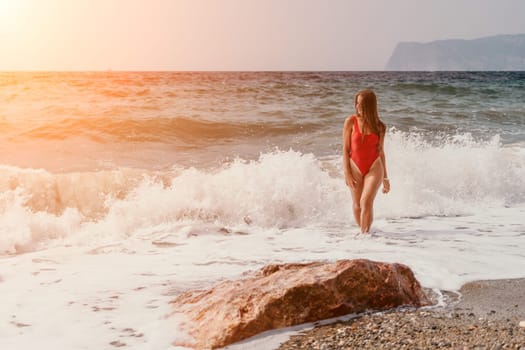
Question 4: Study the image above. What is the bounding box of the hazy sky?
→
[1,0,524,71]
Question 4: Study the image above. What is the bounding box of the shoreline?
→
[277,278,525,349]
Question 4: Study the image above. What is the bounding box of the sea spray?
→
[379,131,525,218]
[1,132,524,255]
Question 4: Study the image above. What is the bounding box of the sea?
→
[0,71,524,349]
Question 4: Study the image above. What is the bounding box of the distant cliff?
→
[385,34,525,71]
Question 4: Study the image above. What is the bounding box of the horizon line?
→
[2,69,524,73]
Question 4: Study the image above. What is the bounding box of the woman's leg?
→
[359,158,383,233]
[349,159,364,228]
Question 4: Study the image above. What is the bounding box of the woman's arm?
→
[378,128,390,193]
[342,117,355,189]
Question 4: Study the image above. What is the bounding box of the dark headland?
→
[386,34,525,71]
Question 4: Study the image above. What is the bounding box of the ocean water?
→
[0,71,524,349]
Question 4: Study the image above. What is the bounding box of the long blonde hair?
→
[355,89,385,135]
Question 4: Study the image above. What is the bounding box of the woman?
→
[342,89,390,234]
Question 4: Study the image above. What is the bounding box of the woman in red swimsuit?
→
[342,89,390,234]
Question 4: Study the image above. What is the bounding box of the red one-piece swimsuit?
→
[350,116,380,176]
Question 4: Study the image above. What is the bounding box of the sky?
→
[1,0,525,71]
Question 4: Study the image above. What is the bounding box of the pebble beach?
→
[277,279,525,350]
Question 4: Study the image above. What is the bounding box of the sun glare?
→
[0,0,17,14]
[0,0,21,30]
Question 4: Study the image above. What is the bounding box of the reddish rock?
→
[171,259,430,349]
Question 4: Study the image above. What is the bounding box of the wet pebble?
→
[277,309,525,350]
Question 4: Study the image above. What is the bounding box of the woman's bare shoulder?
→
[379,120,387,134]
[344,115,356,126]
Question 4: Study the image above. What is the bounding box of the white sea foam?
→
[1,132,523,253]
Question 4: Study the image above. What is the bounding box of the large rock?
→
[171,259,430,349]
